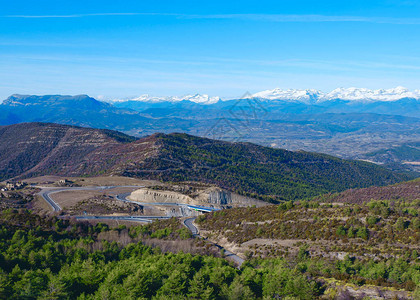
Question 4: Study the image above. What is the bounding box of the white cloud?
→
[3,13,420,25]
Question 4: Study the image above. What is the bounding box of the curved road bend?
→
[38,185,143,211]
[40,189,62,211]
[39,186,171,223]
[183,217,245,267]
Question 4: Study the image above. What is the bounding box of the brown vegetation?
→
[315,178,420,204]
[196,197,420,260]
[66,195,144,215]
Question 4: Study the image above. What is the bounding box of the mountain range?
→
[1,93,419,174]
[109,86,420,104]
[110,88,420,119]
[251,86,420,103]
[112,93,221,105]
[0,122,412,202]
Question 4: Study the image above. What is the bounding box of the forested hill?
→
[1,123,414,202]
[130,133,414,201]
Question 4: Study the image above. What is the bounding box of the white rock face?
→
[129,189,193,204]
[128,187,266,207]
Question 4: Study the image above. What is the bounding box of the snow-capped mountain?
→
[323,86,420,102]
[109,87,420,105]
[174,94,221,104]
[251,87,420,102]
[112,94,220,105]
[250,88,323,103]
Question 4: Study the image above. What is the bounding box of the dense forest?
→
[0,210,323,299]
[1,208,419,299]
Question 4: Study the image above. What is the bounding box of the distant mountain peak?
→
[4,87,420,108]
[109,87,420,104]
[112,93,221,105]
[2,94,94,106]
[251,87,420,102]
[250,88,323,103]
[323,86,420,102]
[177,94,221,104]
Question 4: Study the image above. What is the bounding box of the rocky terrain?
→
[66,194,144,216]
[0,190,36,210]
[128,185,266,208]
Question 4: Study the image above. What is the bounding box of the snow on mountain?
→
[171,94,221,104]
[111,94,220,104]
[251,88,322,103]
[323,86,420,102]
[108,87,420,105]
[251,87,420,102]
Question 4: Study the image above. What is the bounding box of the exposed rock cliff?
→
[129,189,193,204]
[128,186,266,208]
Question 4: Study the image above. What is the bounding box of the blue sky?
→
[1,0,420,100]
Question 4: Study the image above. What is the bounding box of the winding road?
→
[183,217,244,266]
[38,185,245,267]
[40,186,127,212]
[183,217,199,236]
[38,185,171,222]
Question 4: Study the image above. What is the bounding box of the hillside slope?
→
[128,133,414,201]
[315,177,420,204]
[358,142,420,173]
[0,123,414,201]
[0,123,137,180]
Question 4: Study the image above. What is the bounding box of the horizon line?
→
[2,85,420,101]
